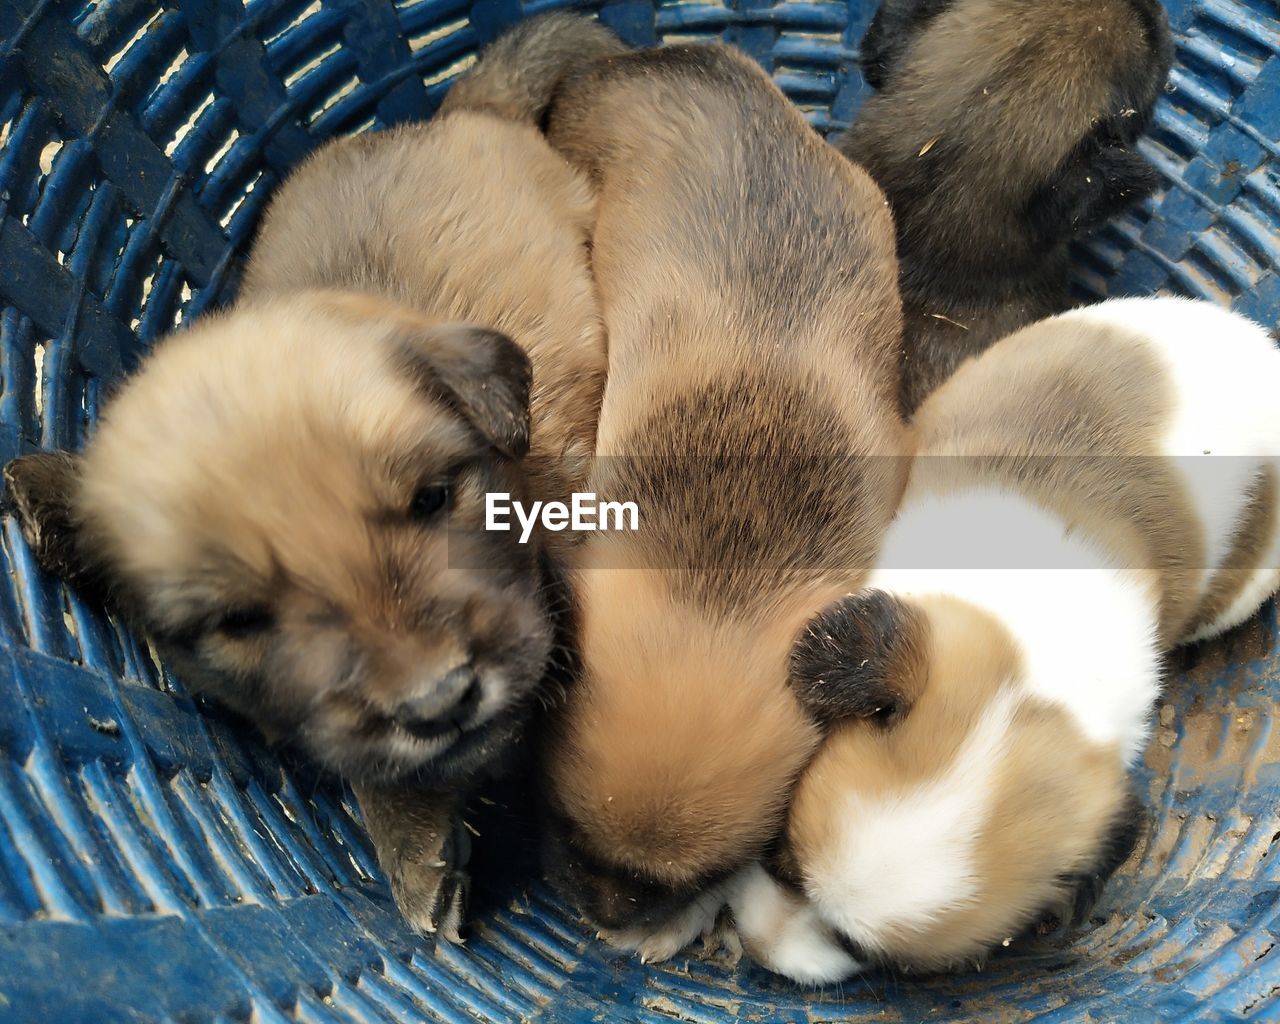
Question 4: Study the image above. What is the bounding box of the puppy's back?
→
[912,298,1280,644]
[549,44,900,390]
[550,43,907,608]
[241,112,605,495]
[1063,298,1280,641]
[846,0,1170,267]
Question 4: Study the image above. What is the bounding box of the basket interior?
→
[0,0,1279,1020]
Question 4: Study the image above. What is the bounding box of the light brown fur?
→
[3,51,613,935]
[551,573,821,884]
[537,39,907,938]
[787,597,1129,969]
[242,114,606,511]
[1185,465,1279,640]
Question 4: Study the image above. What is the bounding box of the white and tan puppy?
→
[730,297,1280,981]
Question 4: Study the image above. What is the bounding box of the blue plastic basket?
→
[0,0,1278,1020]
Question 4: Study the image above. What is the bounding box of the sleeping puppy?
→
[530,33,907,961]
[2,12,621,938]
[843,0,1173,414]
[729,296,1280,981]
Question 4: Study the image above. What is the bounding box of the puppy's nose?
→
[393,666,481,738]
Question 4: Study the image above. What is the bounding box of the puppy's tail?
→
[440,13,626,124]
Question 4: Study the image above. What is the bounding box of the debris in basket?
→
[86,711,121,737]
[927,312,969,330]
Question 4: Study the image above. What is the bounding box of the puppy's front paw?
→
[603,889,727,964]
[352,782,473,942]
[727,863,859,985]
[384,816,472,942]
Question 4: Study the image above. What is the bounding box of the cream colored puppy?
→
[531,35,907,962]
[3,13,620,937]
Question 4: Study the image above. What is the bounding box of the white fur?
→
[474,669,510,724]
[727,863,859,984]
[872,489,1161,764]
[804,690,1018,951]
[1062,297,1280,639]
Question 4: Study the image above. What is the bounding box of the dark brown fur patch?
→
[841,0,1172,413]
[791,589,929,726]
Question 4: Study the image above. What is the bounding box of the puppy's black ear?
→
[397,325,532,459]
[790,589,928,727]
[3,451,109,597]
[1027,142,1161,248]
[859,0,954,89]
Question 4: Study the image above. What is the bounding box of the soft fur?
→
[529,35,907,959]
[1,12,618,934]
[731,297,1280,980]
[843,0,1173,414]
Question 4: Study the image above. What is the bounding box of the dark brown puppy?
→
[532,36,907,960]
[843,0,1173,414]
[2,12,622,938]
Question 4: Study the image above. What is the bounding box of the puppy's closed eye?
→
[863,701,901,727]
[408,482,453,524]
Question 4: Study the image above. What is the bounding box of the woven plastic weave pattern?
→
[0,0,1278,1021]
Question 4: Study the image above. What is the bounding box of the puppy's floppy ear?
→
[1027,141,1161,247]
[3,451,110,598]
[395,324,533,459]
[790,589,928,727]
[858,0,954,89]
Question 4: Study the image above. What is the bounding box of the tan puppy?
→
[729,297,1280,981]
[2,13,620,937]
[527,36,907,960]
[844,0,1172,414]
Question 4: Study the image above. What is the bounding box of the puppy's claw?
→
[434,871,470,945]
[356,785,473,943]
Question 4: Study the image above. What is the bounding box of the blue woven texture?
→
[0,0,1277,1020]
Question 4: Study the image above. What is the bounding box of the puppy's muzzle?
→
[393,665,482,739]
